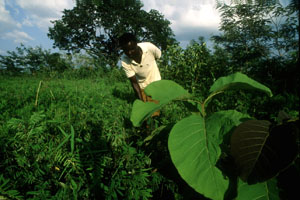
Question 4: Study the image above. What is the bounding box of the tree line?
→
[0,0,298,95]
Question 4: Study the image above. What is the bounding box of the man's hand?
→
[129,76,143,100]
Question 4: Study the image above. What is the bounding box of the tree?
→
[48,0,176,66]
[159,37,215,96]
[0,44,71,74]
[211,1,298,93]
[212,1,298,69]
[0,53,22,73]
[45,52,72,72]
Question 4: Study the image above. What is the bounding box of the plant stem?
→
[203,91,224,108]
[201,91,224,117]
[35,81,42,106]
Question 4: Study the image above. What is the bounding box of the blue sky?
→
[0,0,75,54]
[0,0,291,55]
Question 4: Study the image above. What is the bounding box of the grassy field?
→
[1,73,298,200]
[0,77,163,199]
[0,75,195,199]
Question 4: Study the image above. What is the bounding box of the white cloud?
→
[142,0,221,46]
[0,0,34,46]
[2,30,34,44]
[2,0,222,51]
[15,0,75,30]
[16,0,74,17]
[0,0,21,33]
[143,0,221,29]
[22,16,34,27]
[180,5,220,28]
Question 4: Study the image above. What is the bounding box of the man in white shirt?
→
[119,33,161,116]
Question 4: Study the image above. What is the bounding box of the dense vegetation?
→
[0,0,299,199]
[130,73,299,200]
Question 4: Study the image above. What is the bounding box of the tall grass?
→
[0,74,179,199]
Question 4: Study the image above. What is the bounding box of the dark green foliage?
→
[211,2,299,97]
[159,38,215,96]
[0,75,181,199]
[0,175,23,200]
[0,52,23,74]
[213,2,298,60]
[131,74,299,200]
[231,119,298,184]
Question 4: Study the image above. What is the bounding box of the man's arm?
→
[149,43,161,60]
[129,76,143,100]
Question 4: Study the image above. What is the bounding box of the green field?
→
[1,70,299,200]
[0,75,194,199]
[1,1,299,198]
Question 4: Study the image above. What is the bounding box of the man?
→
[119,33,161,116]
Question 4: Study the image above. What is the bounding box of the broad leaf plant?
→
[131,72,298,200]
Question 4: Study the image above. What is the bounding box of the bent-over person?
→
[119,33,161,117]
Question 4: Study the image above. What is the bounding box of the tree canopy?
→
[213,1,298,62]
[48,0,176,65]
[211,1,299,94]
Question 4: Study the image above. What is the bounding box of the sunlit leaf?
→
[144,80,191,102]
[131,80,191,127]
[168,110,248,200]
[168,114,227,200]
[209,72,273,97]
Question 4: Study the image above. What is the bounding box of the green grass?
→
[0,75,133,129]
[1,72,297,199]
[0,75,150,199]
[0,74,206,199]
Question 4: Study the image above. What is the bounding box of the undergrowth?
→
[0,75,181,199]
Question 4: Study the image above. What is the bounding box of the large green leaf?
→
[168,110,248,200]
[231,120,271,183]
[209,72,273,97]
[144,80,191,102]
[236,178,279,200]
[231,119,299,184]
[131,80,191,127]
[130,100,161,127]
[206,110,250,145]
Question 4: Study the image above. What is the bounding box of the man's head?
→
[118,33,140,59]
